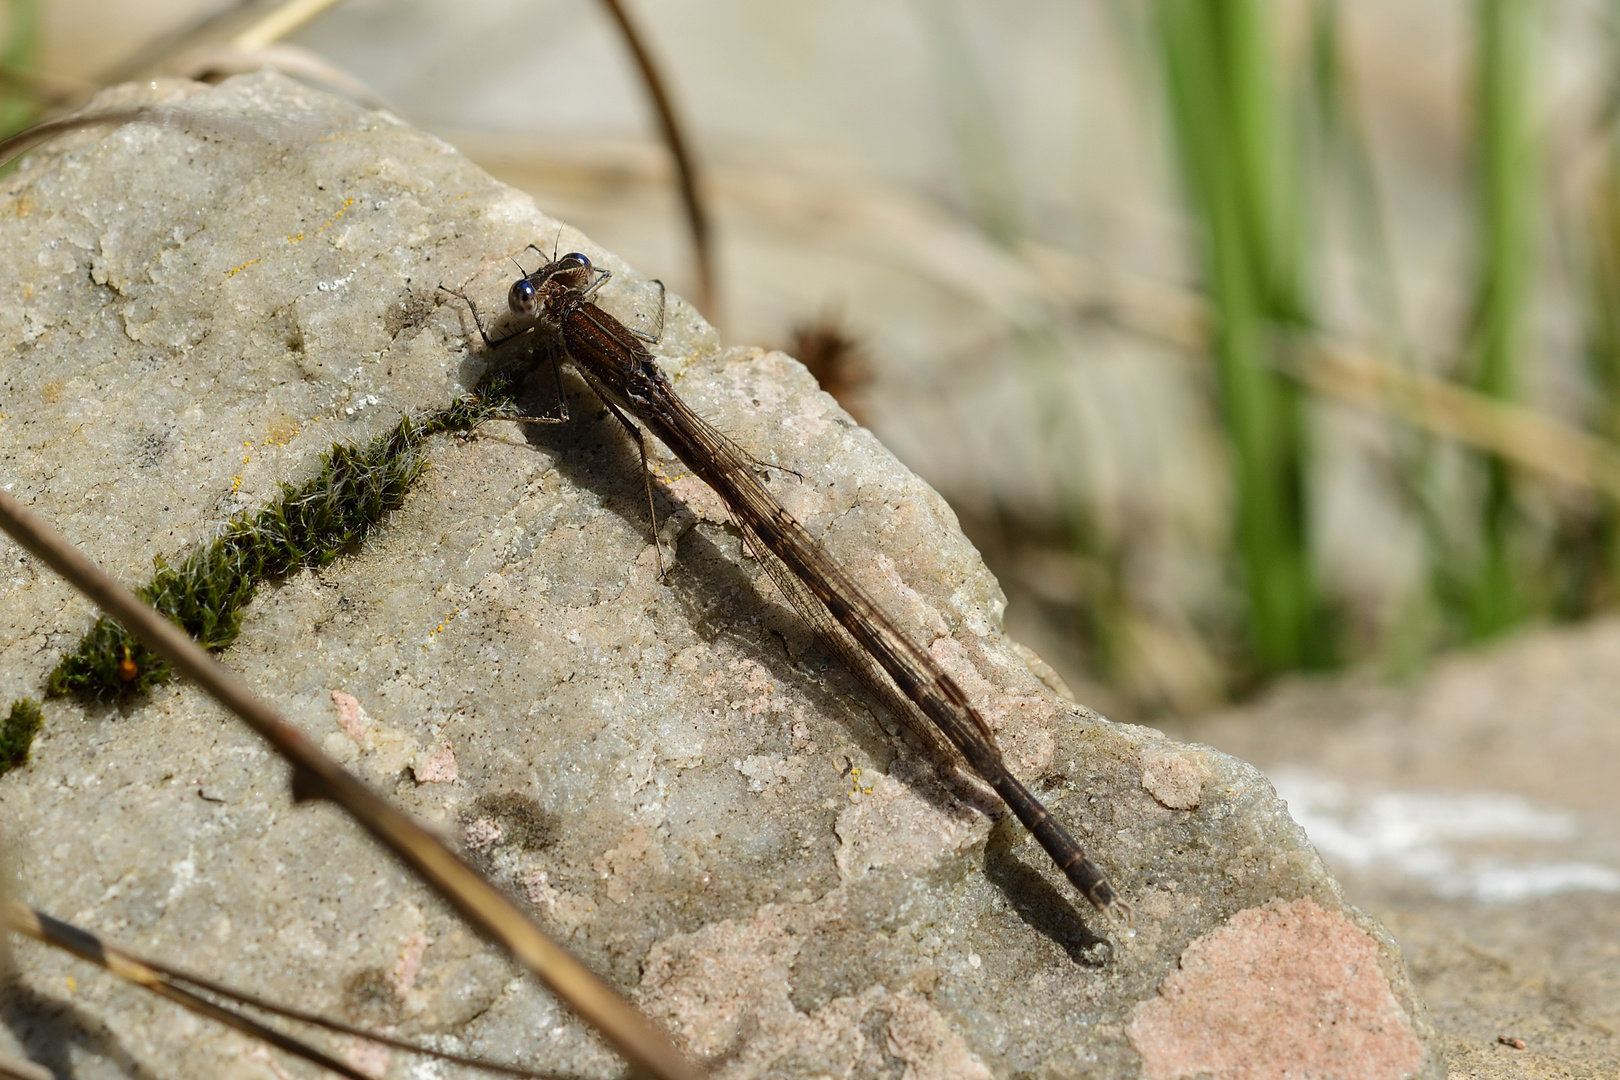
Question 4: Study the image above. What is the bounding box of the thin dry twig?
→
[596,0,717,321]
[0,1,380,131]
[0,489,702,1080]
[5,902,561,1079]
[0,107,154,168]
[1285,342,1620,496]
[231,0,351,53]
[7,903,371,1080]
[0,66,98,110]
[99,0,352,87]
[167,43,393,111]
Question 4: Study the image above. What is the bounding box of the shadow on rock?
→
[985,832,1110,967]
[502,366,919,787]
[2,982,163,1079]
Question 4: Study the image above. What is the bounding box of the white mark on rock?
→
[166,850,197,902]
[834,772,987,881]
[620,747,657,795]
[1271,767,1620,902]
[736,754,806,792]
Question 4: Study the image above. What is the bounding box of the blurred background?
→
[10,0,1620,720]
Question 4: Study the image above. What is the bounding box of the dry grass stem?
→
[6,903,370,1079]
[168,44,392,111]
[595,0,716,321]
[0,489,702,1080]
[4,902,560,1078]
[231,0,352,53]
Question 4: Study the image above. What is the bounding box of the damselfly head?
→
[508,277,539,317]
[544,252,593,290]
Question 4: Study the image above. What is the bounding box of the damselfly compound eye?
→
[509,278,539,317]
[562,252,591,274]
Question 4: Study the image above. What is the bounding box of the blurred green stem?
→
[1154,0,1328,673]
[905,0,1023,246]
[1013,323,1126,675]
[1569,4,1620,614]
[1461,0,1538,637]
[0,0,37,139]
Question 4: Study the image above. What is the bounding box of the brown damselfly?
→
[444,251,1129,927]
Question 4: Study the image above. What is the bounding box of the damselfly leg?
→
[439,282,570,425]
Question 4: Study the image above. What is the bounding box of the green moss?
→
[46,395,512,700]
[0,698,42,775]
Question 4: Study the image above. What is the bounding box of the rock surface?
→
[1168,620,1620,1080]
[0,73,1439,1079]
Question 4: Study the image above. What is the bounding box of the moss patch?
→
[41,393,511,701]
[0,699,42,776]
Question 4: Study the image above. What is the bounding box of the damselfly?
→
[444,252,1129,926]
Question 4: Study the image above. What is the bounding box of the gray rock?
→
[0,73,1440,1079]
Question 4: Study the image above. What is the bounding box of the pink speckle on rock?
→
[886,991,994,1080]
[1127,897,1424,1080]
[463,817,502,851]
[344,1037,390,1077]
[393,931,431,995]
[1140,745,1209,810]
[330,690,368,741]
[413,743,458,783]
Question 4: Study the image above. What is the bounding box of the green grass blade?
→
[1461,0,1541,637]
[1151,0,1329,674]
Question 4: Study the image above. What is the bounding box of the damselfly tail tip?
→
[1105,898,1137,939]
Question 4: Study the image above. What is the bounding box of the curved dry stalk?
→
[0,66,98,110]
[595,0,716,322]
[0,1,362,118]
[99,0,352,87]
[166,43,393,111]
[1282,343,1620,497]
[231,0,351,53]
[5,902,564,1079]
[0,106,154,168]
[0,102,332,174]
[1027,240,1620,498]
[5,2,386,140]
[0,489,703,1080]
[7,903,371,1080]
